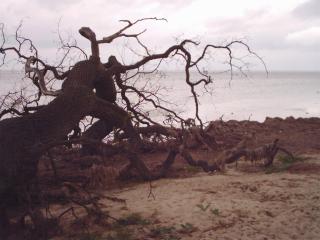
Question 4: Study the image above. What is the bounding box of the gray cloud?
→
[292,0,320,19]
[31,0,78,10]
[1,0,319,71]
[205,10,289,51]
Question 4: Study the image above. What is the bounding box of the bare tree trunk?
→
[81,120,114,155]
[0,58,137,229]
[81,59,118,155]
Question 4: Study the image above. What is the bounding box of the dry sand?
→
[99,155,320,240]
[46,117,320,240]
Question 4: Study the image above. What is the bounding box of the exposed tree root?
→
[117,130,294,180]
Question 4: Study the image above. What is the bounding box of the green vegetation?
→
[210,208,220,216]
[106,228,134,240]
[179,222,197,234]
[150,225,180,240]
[104,213,150,240]
[78,214,200,240]
[184,165,201,173]
[116,212,150,226]
[196,202,211,212]
[265,154,307,174]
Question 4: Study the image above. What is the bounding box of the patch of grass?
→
[184,165,201,173]
[179,222,197,234]
[116,212,150,226]
[106,213,152,240]
[150,225,179,240]
[265,165,281,174]
[265,155,305,174]
[196,202,211,212]
[106,228,134,240]
[278,155,296,164]
[210,208,220,216]
[150,226,175,235]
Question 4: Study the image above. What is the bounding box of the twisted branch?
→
[25,57,61,96]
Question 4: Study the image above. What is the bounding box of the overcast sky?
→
[1,0,320,71]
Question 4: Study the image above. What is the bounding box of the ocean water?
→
[0,70,319,122]
[158,71,320,122]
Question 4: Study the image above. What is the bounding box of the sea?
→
[0,70,319,123]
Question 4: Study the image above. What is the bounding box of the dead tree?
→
[0,18,266,234]
[0,26,139,235]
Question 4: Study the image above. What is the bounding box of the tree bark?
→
[0,58,136,228]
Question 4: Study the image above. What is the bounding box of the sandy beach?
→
[45,117,320,240]
[99,156,320,240]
